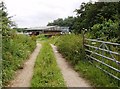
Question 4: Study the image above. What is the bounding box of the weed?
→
[51,34,119,87]
[31,42,65,87]
[2,34,36,86]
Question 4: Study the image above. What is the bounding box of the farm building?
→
[23,26,69,36]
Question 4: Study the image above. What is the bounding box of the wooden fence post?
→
[82,30,85,49]
[82,30,86,61]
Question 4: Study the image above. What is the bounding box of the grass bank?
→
[50,34,119,87]
[2,34,36,86]
[31,42,65,87]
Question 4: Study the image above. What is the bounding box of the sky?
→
[3,0,93,28]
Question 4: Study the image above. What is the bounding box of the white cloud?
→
[3,0,89,27]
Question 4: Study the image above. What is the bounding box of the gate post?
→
[82,30,85,61]
[82,30,85,48]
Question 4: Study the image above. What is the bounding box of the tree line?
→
[47,2,120,43]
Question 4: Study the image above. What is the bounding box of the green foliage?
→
[48,18,64,26]
[67,2,120,49]
[74,2,120,43]
[0,2,16,37]
[51,34,119,87]
[54,34,85,65]
[13,28,26,32]
[1,1,36,86]
[75,2,120,31]
[91,19,119,42]
[47,16,75,31]
[75,61,119,87]
[37,34,48,41]
[84,38,120,86]
[48,2,120,41]
[2,34,36,86]
[31,42,65,87]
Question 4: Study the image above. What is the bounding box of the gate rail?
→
[84,38,120,81]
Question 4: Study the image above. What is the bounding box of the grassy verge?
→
[75,61,119,87]
[31,42,65,87]
[2,34,36,86]
[50,34,119,87]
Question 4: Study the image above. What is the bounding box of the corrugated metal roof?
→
[24,26,70,34]
[25,26,60,31]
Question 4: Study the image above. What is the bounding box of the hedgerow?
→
[55,34,85,65]
[1,2,36,86]
[52,34,119,87]
[2,34,36,86]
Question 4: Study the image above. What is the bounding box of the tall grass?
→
[37,34,48,41]
[55,34,85,65]
[85,39,120,82]
[51,34,119,87]
[31,42,65,87]
[2,34,36,86]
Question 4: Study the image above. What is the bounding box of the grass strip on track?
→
[31,42,65,87]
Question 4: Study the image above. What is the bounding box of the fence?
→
[84,38,120,82]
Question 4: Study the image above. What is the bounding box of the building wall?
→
[44,31,61,36]
[24,26,69,36]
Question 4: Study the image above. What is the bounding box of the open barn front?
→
[23,26,69,36]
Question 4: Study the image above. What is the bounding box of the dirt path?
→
[8,43,41,87]
[51,44,91,87]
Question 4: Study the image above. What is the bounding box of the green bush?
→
[2,34,36,86]
[37,34,48,41]
[1,1,36,86]
[90,19,119,43]
[52,34,119,87]
[55,34,85,65]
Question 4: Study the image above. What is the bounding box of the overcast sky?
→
[3,0,92,28]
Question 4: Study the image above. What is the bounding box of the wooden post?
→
[82,30,86,61]
[82,30,85,48]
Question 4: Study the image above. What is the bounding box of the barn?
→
[23,26,69,36]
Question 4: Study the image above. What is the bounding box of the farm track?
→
[51,44,92,87]
[7,43,92,87]
[8,43,41,87]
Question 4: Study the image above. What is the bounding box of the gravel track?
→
[51,44,92,87]
[8,43,41,87]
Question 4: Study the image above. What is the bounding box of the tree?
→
[47,16,76,31]
[91,19,119,40]
[47,18,64,26]
[75,2,120,32]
